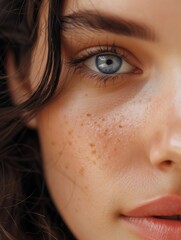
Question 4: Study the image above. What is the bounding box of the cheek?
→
[37,100,137,181]
[36,91,153,238]
[37,95,145,200]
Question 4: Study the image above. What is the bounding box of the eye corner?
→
[132,68,143,75]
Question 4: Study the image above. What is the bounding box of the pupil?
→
[106,59,113,65]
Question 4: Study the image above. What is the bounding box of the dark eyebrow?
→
[61,10,157,42]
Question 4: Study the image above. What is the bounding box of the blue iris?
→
[96,54,122,74]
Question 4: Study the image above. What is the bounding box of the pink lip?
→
[121,195,181,240]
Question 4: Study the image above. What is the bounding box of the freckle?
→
[65,163,69,169]
[68,141,72,146]
[51,141,56,146]
[79,167,85,176]
[68,130,73,135]
[92,150,97,155]
[85,93,88,97]
[75,208,79,213]
[102,118,105,121]
[80,122,84,126]
[119,125,123,128]
[94,121,97,125]
[89,143,95,147]
[104,129,108,136]
[59,151,63,156]
[92,160,96,165]
[86,113,91,117]
[84,185,88,190]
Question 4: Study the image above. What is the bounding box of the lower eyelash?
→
[71,63,125,87]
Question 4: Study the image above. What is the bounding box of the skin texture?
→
[9,0,181,239]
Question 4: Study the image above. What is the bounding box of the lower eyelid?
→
[78,62,141,79]
[73,64,142,89]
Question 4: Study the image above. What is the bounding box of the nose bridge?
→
[171,72,181,118]
[149,66,181,170]
[161,64,181,124]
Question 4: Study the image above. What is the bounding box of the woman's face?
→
[30,0,181,239]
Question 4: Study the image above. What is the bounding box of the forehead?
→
[63,0,181,45]
[63,0,181,18]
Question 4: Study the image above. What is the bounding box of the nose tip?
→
[150,134,181,170]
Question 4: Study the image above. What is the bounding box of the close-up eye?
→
[84,53,135,75]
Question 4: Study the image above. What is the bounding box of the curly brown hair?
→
[0,0,75,239]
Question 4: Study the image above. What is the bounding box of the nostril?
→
[164,160,173,166]
[149,145,181,170]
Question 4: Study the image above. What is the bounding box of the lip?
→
[121,195,181,240]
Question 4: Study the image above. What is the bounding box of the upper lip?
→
[125,195,181,217]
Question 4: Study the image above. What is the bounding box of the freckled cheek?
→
[62,113,137,174]
[37,100,143,180]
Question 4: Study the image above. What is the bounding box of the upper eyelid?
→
[69,46,135,64]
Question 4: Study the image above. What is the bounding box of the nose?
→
[149,70,181,171]
[150,133,181,170]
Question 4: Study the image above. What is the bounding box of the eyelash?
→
[67,45,141,86]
